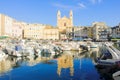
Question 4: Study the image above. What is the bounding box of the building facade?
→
[57,10,73,32]
[57,10,73,39]
[0,12,114,40]
[72,27,84,40]
[43,26,59,40]
[0,14,13,37]
[92,22,108,40]
[24,24,45,39]
[87,27,93,38]
[0,11,74,40]
[12,21,23,38]
[24,24,59,40]
[112,23,120,38]
[99,27,112,41]
[72,26,93,40]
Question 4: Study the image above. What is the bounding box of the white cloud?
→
[53,3,72,9]
[53,3,86,10]
[89,0,102,4]
[78,3,86,8]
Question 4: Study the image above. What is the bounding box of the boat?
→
[61,43,72,51]
[12,51,22,57]
[113,71,120,80]
[90,43,98,48]
[22,46,35,57]
[41,49,52,57]
[34,48,42,57]
[0,51,7,61]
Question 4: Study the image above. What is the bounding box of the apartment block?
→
[92,22,108,40]
[112,23,120,38]
[24,24,45,39]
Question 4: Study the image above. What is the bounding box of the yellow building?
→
[24,24,59,40]
[0,14,4,36]
[43,25,59,40]
[0,14,13,37]
[57,54,74,76]
[24,24,45,39]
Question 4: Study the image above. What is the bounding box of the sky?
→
[0,0,120,27]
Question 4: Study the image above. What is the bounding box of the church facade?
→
[57,10,73,32]
[57,10,73,40]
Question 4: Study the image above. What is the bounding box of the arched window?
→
[64,23,66,26]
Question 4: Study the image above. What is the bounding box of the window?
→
[64,23,66,26]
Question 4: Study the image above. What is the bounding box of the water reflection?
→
[0,59,12,75]
[57,54,74,76]
[0,48,100,80]
[27,57,41,66]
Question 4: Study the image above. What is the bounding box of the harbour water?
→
[0,51,100,80]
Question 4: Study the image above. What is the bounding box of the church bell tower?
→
[70,10,73,26]
[57,10,61,26]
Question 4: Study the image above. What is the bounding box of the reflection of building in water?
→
[57,55,74,76]
[28,57,42,66]
[0,59,12,74]
[89,47,99,58]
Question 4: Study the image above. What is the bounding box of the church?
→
[57,10,73,40]
[39,10,74,40]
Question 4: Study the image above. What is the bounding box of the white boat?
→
[113,71,120,80]
[61,43,72,51]
[22,46,35,57]
[35,48,42,57]
[0,51,7,61]
[90,43,98,48]
[49,48,55,57]
[70,42,80,51]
